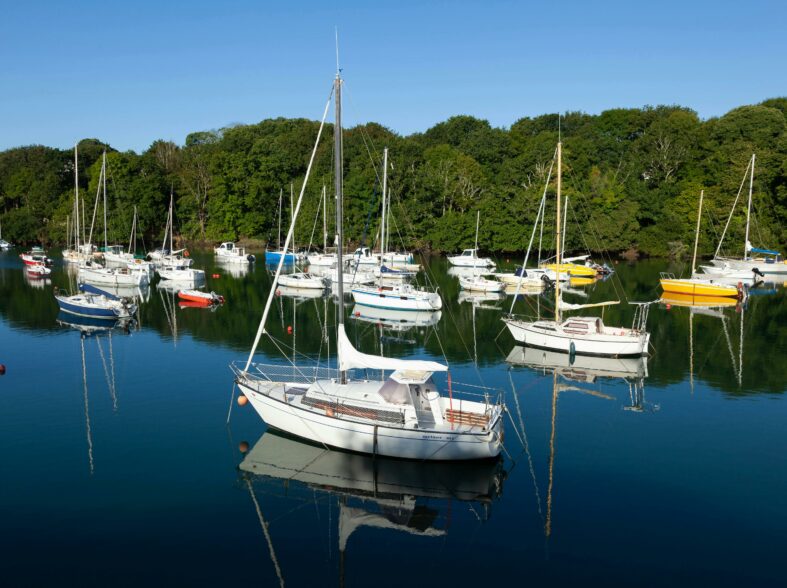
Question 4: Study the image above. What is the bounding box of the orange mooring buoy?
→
[237,395,249,406]
[238,441,250,453]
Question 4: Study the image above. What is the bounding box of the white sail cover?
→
[338,325,447,373]
[559,300,620,311]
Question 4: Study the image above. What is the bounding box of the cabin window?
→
[378,380,411,405]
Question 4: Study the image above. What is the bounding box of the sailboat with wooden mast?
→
[503,141,650,357]
[232,64,502,460]
[659,190,742,297]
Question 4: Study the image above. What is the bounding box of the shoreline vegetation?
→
[1,99,785,258]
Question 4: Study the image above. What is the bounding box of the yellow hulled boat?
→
[542,262,597,277]
[569,276,596,286]
[659,275,740,298]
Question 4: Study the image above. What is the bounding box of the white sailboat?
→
[233,67,502,461]
[155,193,205,284]
[710,154,787,274]
[458,211,504,293]
[503,141,650,357]
[78,153,149,287]
[352,148,443,311]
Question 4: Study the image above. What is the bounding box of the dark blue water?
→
[0,250,784,586]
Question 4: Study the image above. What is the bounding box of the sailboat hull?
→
[236,379,502,461]
[351,287,442,311]
[711,257,787,274]
[504,318,650,357]
[659,278,739,297]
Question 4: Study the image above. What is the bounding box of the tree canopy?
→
[1,99,785,258]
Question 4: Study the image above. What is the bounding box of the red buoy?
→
[666,304,671,311]
[287,326,293,334]
[212,273,220,279]
[0,364,5,375]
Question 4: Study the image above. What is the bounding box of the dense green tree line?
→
[1,98,785,257]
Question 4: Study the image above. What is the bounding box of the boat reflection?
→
[57,312,130,475]
[216,258,252,279]
[239,431,505,585]
[350,304,442,330]
[276,284,328,300]
[457,290,505,306]
[23,271,52,289]
[506,346,648,381]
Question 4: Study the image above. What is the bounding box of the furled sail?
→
[337,325,447,373]
[558,300,620,311]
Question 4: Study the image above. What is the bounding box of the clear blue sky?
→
[1,0,784,153]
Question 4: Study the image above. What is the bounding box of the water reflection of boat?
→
[215,258,251,279]
[506,346,648,381]
[23,271,52,289]
[276,285,327,300]
[448,265,496,278]
[239,431,504,585]
[458,290,505,306]
[87,282,151,304]
[350,304,442,330]
[56,311,133,335]
[58,313,129,474]
[660,292,739,308]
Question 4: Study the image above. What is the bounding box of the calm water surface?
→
[0,250,785,586]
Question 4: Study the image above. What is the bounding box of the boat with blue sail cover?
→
[55,283,137,320]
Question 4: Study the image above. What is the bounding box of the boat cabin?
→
[459,249,478,258]
[378,370,445,426]
[561,316,604,335]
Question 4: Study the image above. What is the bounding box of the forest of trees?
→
[1,97,785,258]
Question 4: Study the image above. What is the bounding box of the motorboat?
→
[178,289,225,305]
[215,241,255,263]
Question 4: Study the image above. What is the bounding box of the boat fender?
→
[569,341,576,358]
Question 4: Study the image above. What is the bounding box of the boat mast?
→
[691,190,704,275]
[381,147,388,260]
[322,185,327,251]
[102,152,108,251]
[278,188,283,249]
[75,145,80,257]
[744,153,755,259]
[554,141,562,322]
[334,71,346,383]
[561,195,568,256]
[169,190,174,254]
[290,183,295,257]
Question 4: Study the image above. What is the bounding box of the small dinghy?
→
[178,289,225,306]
